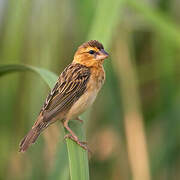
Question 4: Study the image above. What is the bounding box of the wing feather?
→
[40,63,90,122]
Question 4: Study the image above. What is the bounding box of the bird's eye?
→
[89,50,95,54]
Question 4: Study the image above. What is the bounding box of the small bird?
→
[19,40,109,152]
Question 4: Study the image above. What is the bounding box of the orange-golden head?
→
[73,40,109,67]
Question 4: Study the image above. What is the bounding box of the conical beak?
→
[96,49,109,60]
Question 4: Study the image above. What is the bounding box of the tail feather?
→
[19,121,48,152]
[19,127,40,152]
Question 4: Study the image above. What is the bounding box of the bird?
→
[19,40,109,152]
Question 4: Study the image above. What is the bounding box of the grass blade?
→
[66,121,89,180]
[0,64,89,180]
[0,64,57,88]
[126,0,180,47]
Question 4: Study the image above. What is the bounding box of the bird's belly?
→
[67,89,98,119]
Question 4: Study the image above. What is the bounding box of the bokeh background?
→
[0,0,180,180]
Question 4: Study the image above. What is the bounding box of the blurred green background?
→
[0,0,180,180]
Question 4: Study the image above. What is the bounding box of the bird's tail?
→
[19,120,48,152]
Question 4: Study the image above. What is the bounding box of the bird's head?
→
[73,40,109,67]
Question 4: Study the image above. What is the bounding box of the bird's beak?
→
[96,49,109,60]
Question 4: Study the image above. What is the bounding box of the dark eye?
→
[89,50,95,54]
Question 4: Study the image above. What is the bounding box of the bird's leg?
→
[74,117,83,123]
[63,121,89,151]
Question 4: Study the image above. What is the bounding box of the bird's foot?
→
[75,117,83,123]
[64,134,90,152]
